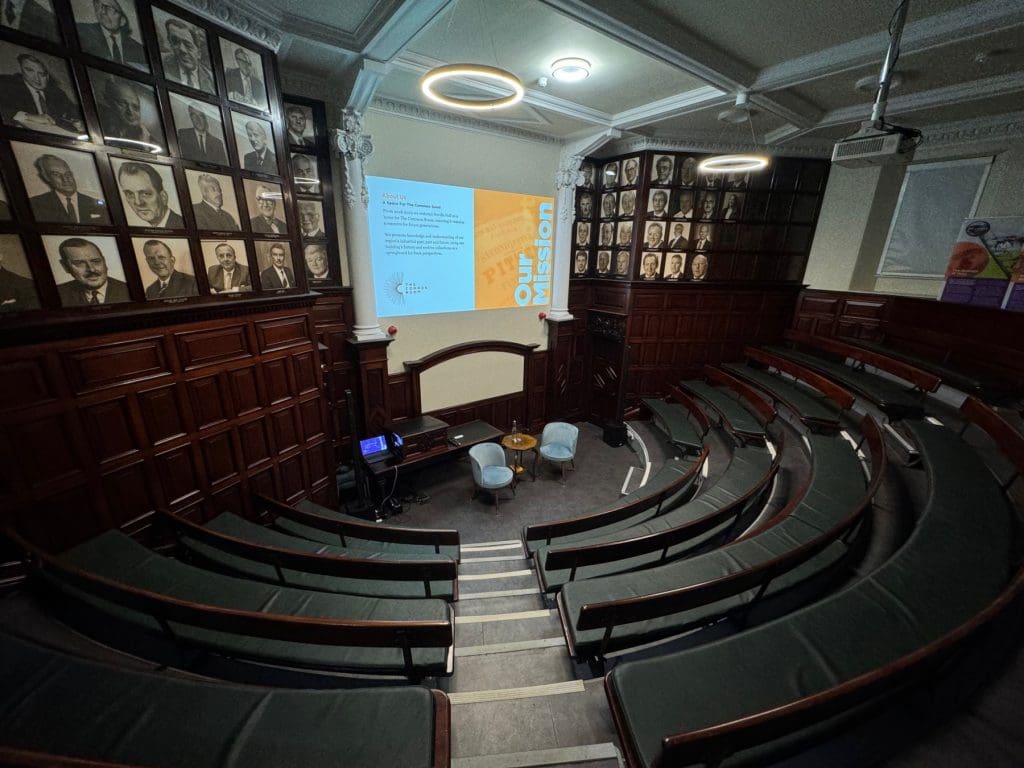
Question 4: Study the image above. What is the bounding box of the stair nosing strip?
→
[459,569,534,581]
[448,679,585,705]
[454,637,565,657]
[449,742,621,768]
[454,609,554,625]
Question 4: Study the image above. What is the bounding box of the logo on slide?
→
[384,272,428,305]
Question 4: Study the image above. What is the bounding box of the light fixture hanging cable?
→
[699,92,769,174]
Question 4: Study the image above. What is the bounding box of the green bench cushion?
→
[52,531,451,676]
[856,340,988,396]
[679,379,767,438]
[178,513,456,600]
[642,398,703,450]
[609,420,1014,768]
[561,433,865,656]
[722,363,841,425]
[0,633,438,768]
[536,446,772,591]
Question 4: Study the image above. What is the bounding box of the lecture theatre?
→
[2,1,1024,766]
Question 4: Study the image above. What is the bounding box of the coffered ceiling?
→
[211,0,1024,154]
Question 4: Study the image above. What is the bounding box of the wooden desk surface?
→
[366,419,502,476]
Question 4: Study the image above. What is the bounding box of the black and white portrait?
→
[618,189,636,218]
[614,250,629,277]
[298,200,325,240]
[650,154,674,185]
[303,243,330,281]
[283,102,314,147]
[89,69,166,153]
[243,179,287,234]
[643,221,665,250]
[577,192,593,221]
[0,0,59,42]
[602,161,618,188]
[646,189,669,219]
[111,157,184,228]
[694,224,714,251]
[615,221,632,247]
[639,252,661,281]
[579,161,594,189]
[678,156,699,186]
[169,93,228,165]
[698,191,718,220]
[153,7,214,94]
[71,0,147,71]
[721,192,745,221]
[725,170,749,190]
[42,234,130,306]
[663,252,685,280]
[201,239,251,294]
[620,156,640,187]
[595,250,611,275]
[674,189,695,220]
[185,169,239,231]
[699,170,721,188]
[255,240,296,290]
[573,249,588,276]
[598,221,614,247]
[690,252,709,281]
[232,112,277,175]
[290,153,320,194]
[13,141,111,224]
[667,221,690,250]
[220,39,267,111]
[0,234,40,312]
[0,43,85,137]
[600,192,616,219]
[575,222,590,248]
[132,236,198,299]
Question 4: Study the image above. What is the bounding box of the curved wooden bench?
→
[642,394,711,453]
[605,399,1022,768]
[11,529,453,680]
[524,452,707,554]
[161,511,458,600]
[721,361,845,431]
[0,633,451,768]
[559,416,883,661]
[535,439,780,592]
[677,376,769,442]
[258,495,461,560]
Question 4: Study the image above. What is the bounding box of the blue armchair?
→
[538,422,579,483]
[469,442,515,509]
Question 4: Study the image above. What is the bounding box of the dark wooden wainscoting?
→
[311,290,357,462]
[0,301,335,555]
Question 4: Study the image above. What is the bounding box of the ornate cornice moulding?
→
[604,134,835,159]
[919,111,1024,150]
[175,0,284,50]
[368,96,563,145]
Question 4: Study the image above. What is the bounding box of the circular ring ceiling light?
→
[421,64,525,111]
[550,57,590,82]
[698,155,769,174]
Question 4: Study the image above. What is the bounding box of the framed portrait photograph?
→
[678,156,699,187]
[595,250,611,275]
[574,221,590,248]
[572,249,589,276]
[255,240,295,290]
[220,38,268,111]
[642,220,665,250]
[599,192,616,220]
[200,238,250,294]
[111,157,184,228]
[699,170,721,189]
[283,102,314,147]
[697,190,719,220]
[184,168,240,231]
[693,223,714,251]
[673,189,696,220]
[0,173,10,219]
[646,188,669,219]
[666,221,691,250]
[618,189,636,219]
[0,0,59,42]
[132,236,198,299]
[576,191,593,221]
[0,234,41,311]
[290,152,319,194]
[0,42,85,138]
[689,252,710,281]
[302,242,330,282]
[578,161,594,189]
[231,111,277,175]
[725,170,750,190]
[721,192,745,221]
[242,178,287,234]
[663,251,686,280]
[42,233,130,306]
[601,161,618,189]
[615,220,632,248]
[639,251,661,281]
[88,69,166,153]
[650,154,675,185]
[13,140,111,225]
[169,92,228,165]
[153,6,215,94]
[614,250,630,277]
[597,221,614,247]
[298,199,325,240]
[71,0,148,72]
[620,156,640,187]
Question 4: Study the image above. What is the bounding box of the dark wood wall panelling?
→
[0,301,335,555]
[309,290,356,462]
[792,288,1024,383]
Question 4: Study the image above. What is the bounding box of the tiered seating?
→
[641,395,710,453]
[676,369,773,443]
[0,632,449,768]
[559,417,883,661]
[605,398,1023,768]
[721,359,847,431]
[162,511,459,600]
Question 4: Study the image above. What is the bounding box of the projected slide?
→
[366,176,554,317]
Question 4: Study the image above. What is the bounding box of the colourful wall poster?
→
[940,217,1024,309]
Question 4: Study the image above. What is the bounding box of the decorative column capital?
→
[333,109,374,162]
[555,153,585,191]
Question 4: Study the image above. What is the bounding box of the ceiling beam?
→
[361,0,454,61]
[611,87,730,131]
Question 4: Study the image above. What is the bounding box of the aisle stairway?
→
[445,538,623,768]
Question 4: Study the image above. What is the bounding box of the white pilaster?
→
[548,150,584,321]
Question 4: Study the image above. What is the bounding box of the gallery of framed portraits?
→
[0,0,313,333]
